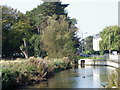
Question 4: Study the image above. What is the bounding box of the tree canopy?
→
[1,1,79,59]
[2,6,24,58]
[41,15,76,59]
[83,36,93,51]
[99,25,120,51]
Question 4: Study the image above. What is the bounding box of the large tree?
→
[12,17,33,58]
[2,5,24,58]
[26,2,78,59]
[26,2,69,35]
[41,15,76,59]
[99,25,120,51]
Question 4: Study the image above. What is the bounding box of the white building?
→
[93,34,102,51]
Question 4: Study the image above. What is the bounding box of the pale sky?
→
[0,0,119,38]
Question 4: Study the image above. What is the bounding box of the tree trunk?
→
[21,50,28,58]
[37,27,40,35]
[20,39,29,58]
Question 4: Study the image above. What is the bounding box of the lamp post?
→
[81,32,87,53]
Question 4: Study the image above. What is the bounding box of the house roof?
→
[93,33,100,39]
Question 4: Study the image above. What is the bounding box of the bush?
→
[107,68,120,88]
[82,50,91,55]
[2,69,18,88]
[99,51,104,55]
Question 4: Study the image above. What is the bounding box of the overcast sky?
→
[0,0,119,38]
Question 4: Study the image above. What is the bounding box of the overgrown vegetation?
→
[107,68,120,88]
[1,57,72,89]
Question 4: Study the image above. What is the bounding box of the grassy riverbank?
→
[1,57,72,89]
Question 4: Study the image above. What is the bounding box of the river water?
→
[26,65,115,88]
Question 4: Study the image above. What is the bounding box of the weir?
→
[78,59,120,68]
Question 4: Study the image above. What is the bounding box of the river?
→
[24,65,115,88]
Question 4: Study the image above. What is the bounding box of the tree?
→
[83,36,93,51]
[25,2,70,58]
[2,5,24,58]
[12,17,33,58]
[26,2,69,34]
[41,15,76,59]
[29,34,46,57]
[26,1,79,59]
[99,25,120,51]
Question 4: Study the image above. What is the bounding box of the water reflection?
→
[26,65,115,88]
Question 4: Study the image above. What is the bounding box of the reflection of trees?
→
[30,66,115,88]
[99,67,111,82]
[47,70,78,88]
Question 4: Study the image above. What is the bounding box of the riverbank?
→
[1,57,72,89]
[107,68,120,88]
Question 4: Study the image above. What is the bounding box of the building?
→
[93,33,102,51]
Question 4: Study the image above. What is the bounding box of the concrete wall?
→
[109,55,119,60]
[107,61,119,68]
[78,59,120,68]
[102,55,120,61]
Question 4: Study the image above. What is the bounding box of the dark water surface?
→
[25,65,115,88]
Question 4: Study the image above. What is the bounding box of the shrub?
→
[107,68,120,88]
[2,69,18,88]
